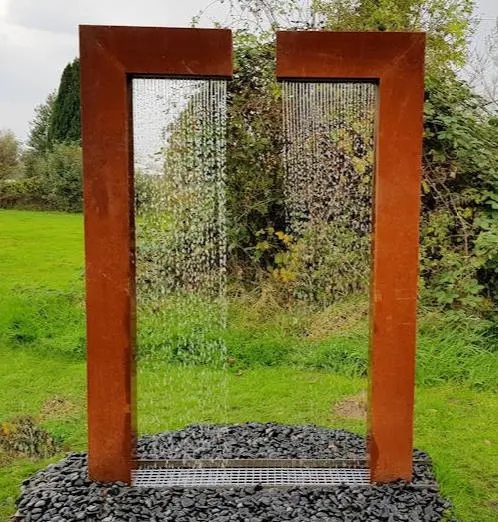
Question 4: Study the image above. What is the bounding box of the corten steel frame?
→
[80,25,232,484]
[276,31,425,483]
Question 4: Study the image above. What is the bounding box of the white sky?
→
[0,0,497,141]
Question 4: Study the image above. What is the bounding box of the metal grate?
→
[132,467,370,488]
[137,458,369,469]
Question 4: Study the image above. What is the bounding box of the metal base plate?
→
[132,467,370,488]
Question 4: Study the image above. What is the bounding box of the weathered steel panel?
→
[80,25,232,483]
[276,31,426,483]
[80,26,232,77]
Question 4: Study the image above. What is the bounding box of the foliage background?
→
[0,0,497,318]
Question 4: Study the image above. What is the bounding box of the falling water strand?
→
[282,82,377,304]
[132,78,227,371]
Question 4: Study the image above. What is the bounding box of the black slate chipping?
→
[14,423,455,521]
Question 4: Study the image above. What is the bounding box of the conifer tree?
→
[28,91,56,154]
[48,59,81,144]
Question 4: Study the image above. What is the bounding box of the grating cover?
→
[132,467,370,488]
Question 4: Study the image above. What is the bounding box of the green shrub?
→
[41,143,82,212]
[420,209,492,312]
[0,177,47,209]
[0,144,82,212]
[267,223,370,305]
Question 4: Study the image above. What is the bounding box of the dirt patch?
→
[333,392,367,420]
[39,396,77,420]
[447,397,476,409]
[487,500,498,511]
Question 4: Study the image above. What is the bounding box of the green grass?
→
[0,210,86,358]
[0,209,84,291]
[0,347,497,521]
[0,209,497,521]
[2,211,497,389]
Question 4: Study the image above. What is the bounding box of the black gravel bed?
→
[14,423,455,521]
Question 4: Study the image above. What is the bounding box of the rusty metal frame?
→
[276,31,426,483]
[80,25,232,483]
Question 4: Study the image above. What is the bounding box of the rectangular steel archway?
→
[80,25,232,483]
[276,31,426,483]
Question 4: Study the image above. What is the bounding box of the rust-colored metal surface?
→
[277,31,426,483]
[80,25,232,483]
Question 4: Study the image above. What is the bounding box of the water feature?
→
[131,78,377,431]
[281,81,377,305]
[132,78,228,429]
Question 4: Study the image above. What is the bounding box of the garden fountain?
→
[133,77,228,367]
[77,25,425,486]
[14,25,444,522]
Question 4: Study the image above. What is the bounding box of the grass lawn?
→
[0,209,84,291]
[0,209,497,521]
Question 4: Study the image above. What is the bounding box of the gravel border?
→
[14,423,455,521]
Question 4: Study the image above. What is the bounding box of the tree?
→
[0,130,21,180]
[42,143,83,211]
[28,91,56,154]
[222,0,476,73]
[48,59,81,145]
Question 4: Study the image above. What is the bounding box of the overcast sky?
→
[1,0,497,142]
